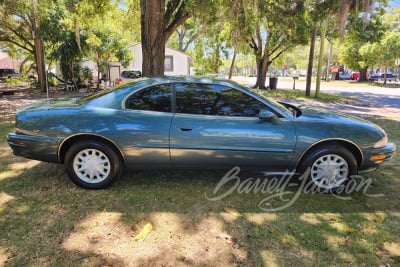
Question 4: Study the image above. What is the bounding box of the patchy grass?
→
[254,88,356,103]
[0,117,399,266]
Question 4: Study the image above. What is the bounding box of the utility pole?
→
[305,26,316,97]
[326,40,333,82]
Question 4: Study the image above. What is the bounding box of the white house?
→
[55,44,192,86]
[126,43,192,76]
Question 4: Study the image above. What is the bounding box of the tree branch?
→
[271,47,290,62]
[182,30,201,52]
[0,20,34,51]
[164,10,192,40]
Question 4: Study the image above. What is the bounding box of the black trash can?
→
[269,77,278,90]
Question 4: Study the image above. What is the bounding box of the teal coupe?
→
[7,77,395,189]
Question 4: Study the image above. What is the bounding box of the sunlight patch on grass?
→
[0,170,22,181]
[299,213,321,225]
[9,160,41,170]
[220,211,239,223]
[220,207,242,222]
[329,221,349,233]
[324,235,346,249]
[0,192,15,213]
[0,246,11,267]
[383,242,400,256]
[16,205,30,214]
[260,250,278,267]
[338,251,357,263]
[244,213,277,225]
[281,234,300,247]
[0,148,11,158]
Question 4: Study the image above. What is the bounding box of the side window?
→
[175,83,271,117]
[175,83,218,115]
[215,87,271,117]
[125,84,171,112]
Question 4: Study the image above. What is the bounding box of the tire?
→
[64,140,122,189]
[298,145,358,193]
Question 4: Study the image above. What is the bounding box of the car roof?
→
[136,76,249,91]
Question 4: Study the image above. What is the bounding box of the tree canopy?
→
[0,0,399,92]
[339,9,387,80]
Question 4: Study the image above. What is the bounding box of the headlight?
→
[373,135,388,148]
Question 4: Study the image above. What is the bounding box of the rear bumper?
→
[359,142,396,171]
[7,132,62,163]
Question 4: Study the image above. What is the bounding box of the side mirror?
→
[259,109,281,124]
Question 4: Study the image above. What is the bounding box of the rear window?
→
[77,81,138,104]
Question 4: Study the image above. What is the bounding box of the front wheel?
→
[64,141,122,189]
[298,145,358,192]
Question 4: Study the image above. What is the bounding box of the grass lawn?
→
[255,88,356,103]
[0,109,399,266]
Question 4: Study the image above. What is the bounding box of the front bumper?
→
[7,132,62,163]
[359,142,396,171]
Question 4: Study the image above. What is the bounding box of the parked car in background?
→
[0,68,20,81]
[8,77,395,190]
[116,70,142,84]
[339,72,351,80]
[350,72,360,80]
[369,73,395,81]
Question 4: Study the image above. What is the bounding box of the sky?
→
[389,0,400,7]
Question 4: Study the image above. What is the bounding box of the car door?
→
[121,84,174,168]
[169,83,297,171]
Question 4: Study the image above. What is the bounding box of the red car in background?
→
[351,72,360,80]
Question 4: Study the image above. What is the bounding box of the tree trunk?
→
[33,19,47,92]
[228,51,236,79]
[325,40,333,82]
[140,0,166,77]
[359,67,368,81]
[383,66,388,85]
[213,42,221,73]
[253,56,269,89]
[177,29,184,51]
[306,27,317,97]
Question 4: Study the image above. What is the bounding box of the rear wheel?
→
[65,141,122,189]
[298,145,357,192]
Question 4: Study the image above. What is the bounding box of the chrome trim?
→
[57,133,126,163]
[295,138,365,169]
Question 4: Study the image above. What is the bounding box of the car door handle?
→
[180,128,192,132]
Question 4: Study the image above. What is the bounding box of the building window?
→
[165,55,173,72]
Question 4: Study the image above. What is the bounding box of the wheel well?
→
[297,140,363,170]
[58,134,125,165]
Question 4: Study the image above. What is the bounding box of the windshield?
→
[229,82,295,117]
[77,80,139,104]
[260,95,297,117]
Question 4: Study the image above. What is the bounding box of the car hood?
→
[298,106,373,124]
[296,106,387,141]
